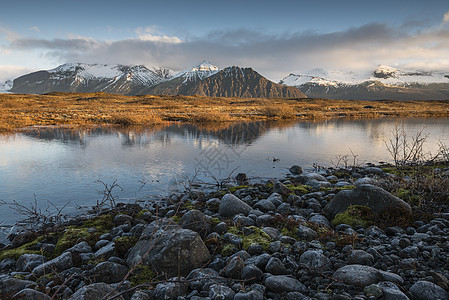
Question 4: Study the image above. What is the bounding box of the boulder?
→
[31,252,73,278]
[13,288,51,300]
[333,264,380,287]
[289,165,303,175]
[154,277,188,300]
[91,261,128,283]
[126,219,210,277]
[0,276,35,298]
[299,250,331,270]
[68,282,124,300]
[410,280,449,300]
[179,209,211,238]
[265,275,307,293]
[16,254,46,272]
[219,194,252,217]
[324,184,412,220]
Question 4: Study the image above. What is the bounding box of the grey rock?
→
[95,239,110,250]
[379,270,404,285]
[305,173,327,181]
[324,184,412,219]
[255,215,274,227]
[94,241,116,259]
[241,265,263,283]
[333,264,380,287]
[355,177,378,186]
[13,288,51,300]
[0,276,35,298]
[130,289,152,300]
[126,220,210,277]
[263,227,281,240]
[91,261,128,283]
[16,254,46,272]
[300,250,331,270]
[209,283,235,300]
[233,215,255,227]
[364,284,383,299]
[179,209,211,238]
[114,214,133,225]
[222,256,244,279]
[254,199,276,212]
[235,290,264,300]
[31,252,73,278]
[409,280,448,300]
[213,222,228,235]
[289,165,303,175]
[186,268,225,291]
[364,167,384,175]
[0,258,16,271]
[297,225,318,241]
[219,194,252,217]
[268,240,282,253]
[273,181,291,196]
[347,250,374,266]
[265,275,307,293]
[68,282,125,300]
[266,193,283,207]
[245,253,271,270]
[65,241,92,253]
[222,233,242,247]
[286,292,310,299]
[265,257,288,275]
[154,277,188,300]
[308,214,331,227]
[377,281,409,300]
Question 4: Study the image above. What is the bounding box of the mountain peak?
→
[173,61,220,82]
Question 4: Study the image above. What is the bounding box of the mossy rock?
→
[227,226,272,251]
[81,214,114,232]
[228,185,251,193]
[335,185,356,192]
[286,184,311,195]
[332,205,376,228]
[221,243,238,257]
[54,228,99,256]
[135,209,149,219]
[129,265,156,286]
[0,236,44,260]
[395,188,422,206]
[114,236,138,258]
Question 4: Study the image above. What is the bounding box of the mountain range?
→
[280,66,449,100]
[4,63,449,99]
[7,61,305,98]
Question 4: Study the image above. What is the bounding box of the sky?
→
[1,0,449,81]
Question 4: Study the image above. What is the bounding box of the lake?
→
[1,117,449,226]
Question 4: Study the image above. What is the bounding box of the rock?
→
[186,268,225,291]
[154,277,188,300]
[235,173,248,184]
[235,290,264,300]
[31,252,73,278]
[126,220,210,277]
[364,284,383,299]
[0,258,16,272]
[265,275,307,293]
[91,261,128,283]
[13,288,51,300]
[308,214,331,227]
[300,250,331,270]
[265,257,288,275]
[65,241,92,253]
[114,214,133,225]
[273,181,290,196]
[363,167,384,175]
[297,225,318,241]
[179,209,211,238]
[347,250,374,266]
[254,199,276,212]
[333,265,380,287]
[68,282,125,300]
[16,254,46,272]
[289,165,303,175]
[219,194,252,217]
[222,256,244,279]
[355,177,378,186]
[130,289,152,300]
[266,193,283,206]
[241,265,263,283]
[94,242,117,259]
[209,283,235,300]
[0,276,35,298]
[378,270,404,285]
[377,281,409,300]
[245,253,271,270]
[409,280,448,300]
[324,184,412,220]
[305,173,327,181]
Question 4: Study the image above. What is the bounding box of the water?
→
[1,118,449,226]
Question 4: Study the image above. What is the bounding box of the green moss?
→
[333,171,351,178]
[395,188,422,205]
[210,217,221,226]
[54,227,100,256]
[114,236,138,258]
[221,243,238,257]
[332,205,376,228]
[0,236,44,260]
[172,215,181,223]
[82,214,114,232]
[265,182,274,189]
[285,184,311,195]
[129,265,155,286]
[135,209,149,219]
[228,185,250,193]
[335,185,356,192]
[280,227,297,239]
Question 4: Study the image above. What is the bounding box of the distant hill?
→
[9,61,305,98]
[280,65,449,100]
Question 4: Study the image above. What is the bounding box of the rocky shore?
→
[0,164,448,300]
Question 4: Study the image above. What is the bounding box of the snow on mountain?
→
[0,80,12,93]
[281,65,449,88]
[173,61,220,82]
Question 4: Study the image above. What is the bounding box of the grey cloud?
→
[6,23,449,81]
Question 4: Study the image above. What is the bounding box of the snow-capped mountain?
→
[10,63,172,95]
[280,66,449,100]
[172,61,220,82]
[0,80,12,93]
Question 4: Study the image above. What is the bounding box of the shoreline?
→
[0,162,448,299]
[1,92,449,133]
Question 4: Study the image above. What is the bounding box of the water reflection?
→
[1,118,448,226]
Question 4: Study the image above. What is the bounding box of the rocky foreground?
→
[0,165,449,300]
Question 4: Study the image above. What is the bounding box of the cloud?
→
[444,10,449,24]
[0,65,35,81]
[3,23,449,81]
[29,26,40,33]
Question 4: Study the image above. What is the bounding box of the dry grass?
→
[0,92,449,133]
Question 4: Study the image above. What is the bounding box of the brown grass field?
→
[1,92,449,133]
